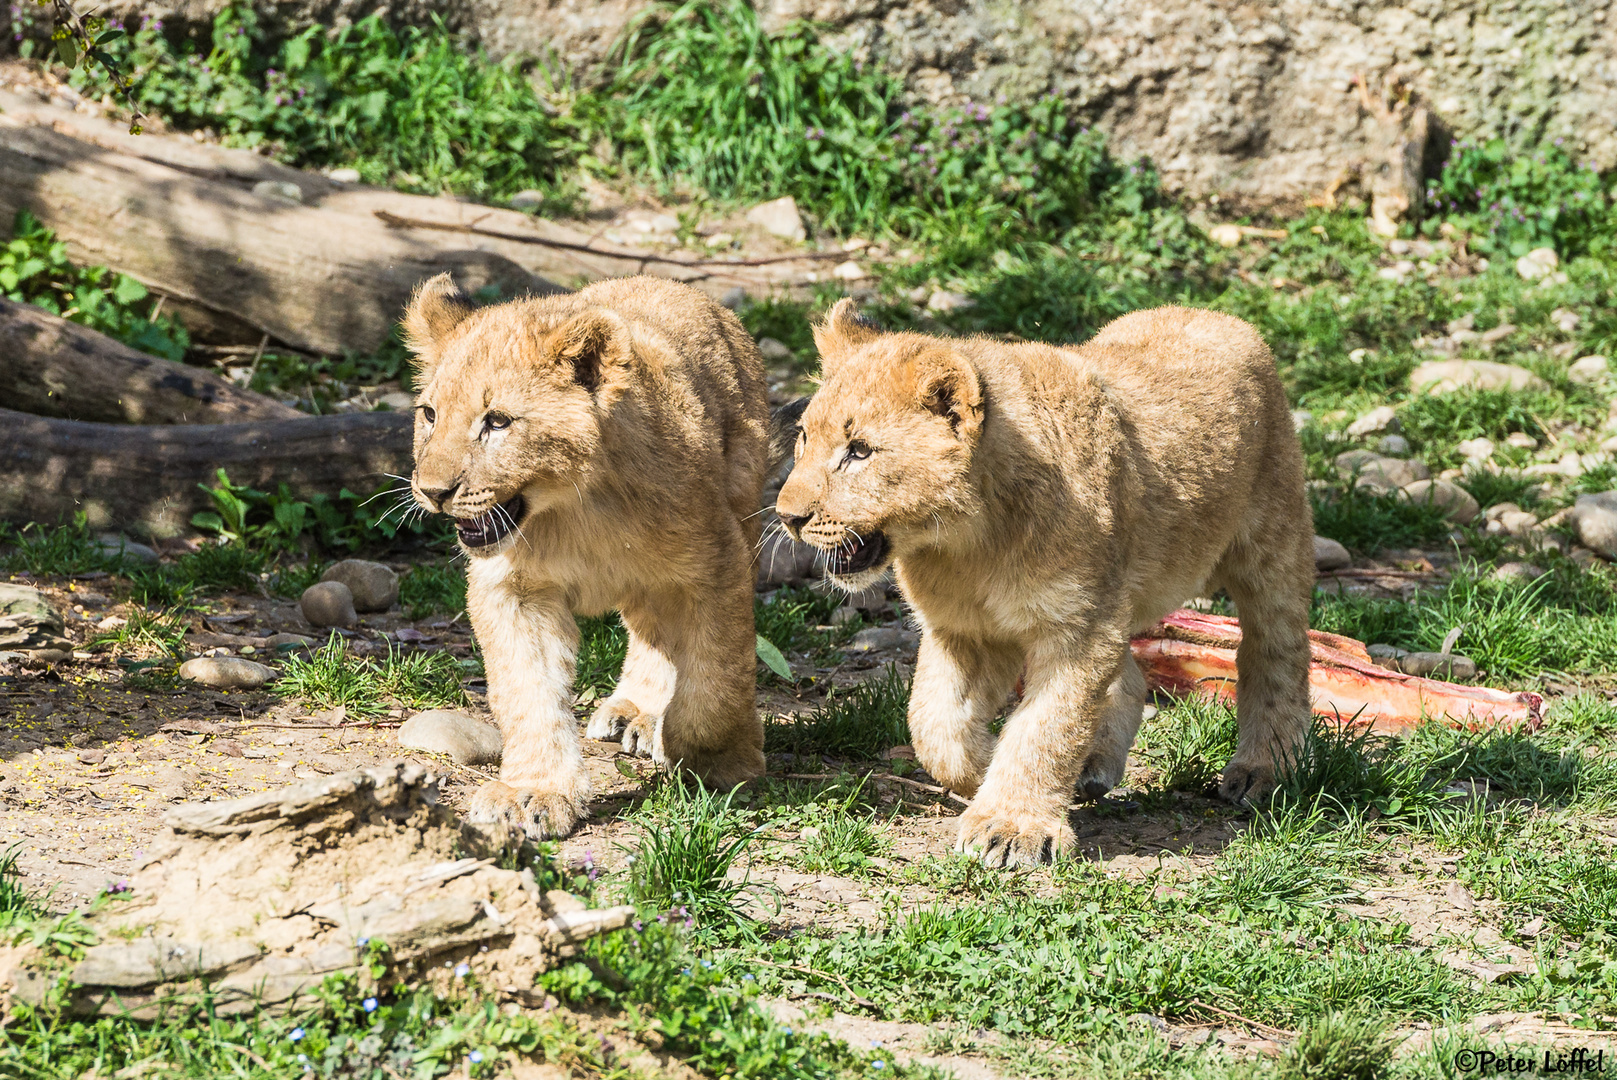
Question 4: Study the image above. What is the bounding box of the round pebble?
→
[300,581,358,628]
[1398,652,1478,680]
[320,560,399,613]
[178,656,277,690]
[398,710,503,766]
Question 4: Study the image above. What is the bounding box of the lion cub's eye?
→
[419,405,436,424]
[844,440,873,463]
[484,412,512,431]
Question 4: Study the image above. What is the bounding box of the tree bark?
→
[0,296,301,424]
[0,407,413,538]
[0,89,819,357]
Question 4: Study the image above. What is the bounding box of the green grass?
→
[796,778,889,875]
[274,634,468,717]
[1137,697,1239,795]
[1309,484,1453,554]
[399,560,467,620]
[624,775,770,938]
[765,663,911,760]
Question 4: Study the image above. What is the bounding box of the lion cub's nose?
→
[419,482,460,510]
[777,512,811,538]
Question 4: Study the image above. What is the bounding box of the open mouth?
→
[456,494,527,549]
[827,531,889,577]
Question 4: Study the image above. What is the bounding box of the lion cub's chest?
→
[898,555,1089,641]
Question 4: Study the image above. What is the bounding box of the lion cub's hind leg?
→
[1076,649,1148,800]
[1213,531,1315,803]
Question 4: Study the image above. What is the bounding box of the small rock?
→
[1505,431,1539,450]
[78,749,106,765]
[1346,405,1399,438]
[96,615,127,632]
[1491,562,1545,583]
[1488,510,1541,538]
[266,632,319,652]
[623,209,678,235]
[744,196,806,242]
[508,189,545,210]
[1515,247,1558,281]
[178,656,277,690]
[799,826,822,841]
[1569,355,1609,384]
[397,710,503,766]
[326,167,362,184]
[720,286,748,310]
[756,532,821,585]
[1366,643,1407,660]
[1479,323,1517,345]
[845,585,889,614]
[756,337,793,362]
[1335,452,1430,491]
[0,583,73,653]
[95,534,160,565]
[320,560,398,613]
[1207,223,1243,247]
[831,605,860,626]
[376,391,416,412]
[831,260,868,281]
[1313,536,1351,572]
[1290,410,1313,432]
[1399,652,1478,680]
[1444,880,1477,910]
[704,232,734,248]
[1446,313,1475,335]
[300,581,358,628]
[1551,308,1581,334]
[926,290,976,313]
[847,627,920,653]
[251,180,302,203]
[1377,434,1411,456]
[1399,479,1480,524]
[1409,360,1548,395]
[1569,491,1617,558]
[1456,437,1495,462]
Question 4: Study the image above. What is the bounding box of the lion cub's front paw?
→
[586,697,640,742]
[954,798,1076,869]
[467,781,585,840]
[620,711,662,761]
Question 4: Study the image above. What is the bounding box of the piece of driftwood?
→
[0,762,635,1018]
[1131,610,1542,733]
[0,89,825,356]
[0,295,300,424]
[0,406,411,537]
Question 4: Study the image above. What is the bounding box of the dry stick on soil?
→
[1188,999,1297,1040]
[746,958,877,1010]
[782,771,971,806]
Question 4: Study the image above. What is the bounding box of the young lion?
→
[405,275,770,840]
[775,302,1314,868]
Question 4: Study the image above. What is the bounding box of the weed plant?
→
[765,663,911,760]
[626,775,771,937]
[274,634,467,717]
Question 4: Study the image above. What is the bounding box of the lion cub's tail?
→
[767,397,810,473]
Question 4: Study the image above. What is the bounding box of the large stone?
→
[1399,479,1480,524]
[743,196,805,242]
[1377,434,1411,457]
[1345,405,1398,439]
[320,559,399,613]
[1409,360,1549,395]
[398,710,503,766]
[178,656,277,690]
[1313,535,1351,572]
[0,583,72,653]
[1335,451,1430,492]
[299,581,358,628]
[96,533,160,565]
[1569,491,1617,559]
[1569,355,1609,385]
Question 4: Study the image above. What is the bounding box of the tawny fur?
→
[405,275,770,840]
[775,302,1315,869]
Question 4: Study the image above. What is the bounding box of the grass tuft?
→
[627,775,770,937]
[1274,1009,1394,1080]
[274,635,467,717]
[765,664,911,760]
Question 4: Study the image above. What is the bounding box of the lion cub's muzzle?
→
[456,493,528,549]
[780,512,890,579]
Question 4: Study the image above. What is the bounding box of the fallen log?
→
[0,295,300,424]
[0,762,635,1018]
[0,89,821,356]
[1131,610,1543,733]
[0,406,412,537]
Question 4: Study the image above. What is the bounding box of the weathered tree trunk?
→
[0,296,301,424]
[0,407,413,537]
[0,90,818,357]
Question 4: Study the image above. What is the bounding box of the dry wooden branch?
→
[0,406,411,536]
[0,296,300,424]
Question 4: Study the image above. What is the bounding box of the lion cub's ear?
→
[402,273,475,377]
[812,298,882,380]
[911,348,984,443]
[546,309,633,397]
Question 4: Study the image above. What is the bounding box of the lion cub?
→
[405,275,770,839]
[776,302,1314,868]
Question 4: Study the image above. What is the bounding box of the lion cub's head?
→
[402,274,632,555]
[776,299,984,590]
